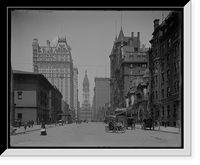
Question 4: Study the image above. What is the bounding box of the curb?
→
[11,124,63,136]
[134,125,181,134]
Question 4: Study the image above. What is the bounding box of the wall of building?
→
[14,91,37,107]
[15,108,37,124]
[94,78,110,120]
[149,11,182,127]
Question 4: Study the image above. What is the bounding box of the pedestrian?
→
[41,119,47,135]
[18,120,21,128]
[165,121,167,128]
[31,120,34,127]
[24,122,28,133]
[41,119,45,129]
[28,120,31,128]
[155,121,158,127]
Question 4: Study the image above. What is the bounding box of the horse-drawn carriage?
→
[126,117,135,130]
[105,115,126,133]
[142,118,154,130]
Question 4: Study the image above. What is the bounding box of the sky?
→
[11,9,170,105]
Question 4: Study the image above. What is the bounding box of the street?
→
[10,122,181,147]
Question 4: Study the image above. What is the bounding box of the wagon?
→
[126,117,135,130]
[142,118,154,130]
[58,120,64,126]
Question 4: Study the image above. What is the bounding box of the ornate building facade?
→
[32,36,75,113]
[109,28,148,113]
[79,70,92,121]
[73,66,78,119]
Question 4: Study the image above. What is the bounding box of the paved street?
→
[10,122,181,147]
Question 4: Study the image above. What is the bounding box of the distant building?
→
[148,11,182,127]
[73,66,78,119]
[93,77,110,121]
[61,100,70,123]
[80,70,92,121]
[32,36,74,113]
[13,70,62,124]
[109,28,148,112]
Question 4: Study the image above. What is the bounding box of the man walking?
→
[24,122,28,134]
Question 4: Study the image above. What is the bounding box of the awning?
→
[115,111,126,116]
[60,113,68,116]
[115,108,127,112]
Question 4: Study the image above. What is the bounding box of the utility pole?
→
[121,11,122,29]
[105,58,106,77]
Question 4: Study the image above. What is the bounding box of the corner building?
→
[149,11,182,127]
[32,37,74,112]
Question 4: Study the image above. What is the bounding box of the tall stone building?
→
[80,70,92,121]
[32,36,74,112]
[93,77,110,121]
[109,28,148,113]
[148,11,182,127]
[73,66,78,119]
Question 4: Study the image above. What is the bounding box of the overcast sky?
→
[11,9,170,105]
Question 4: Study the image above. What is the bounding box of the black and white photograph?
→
[5,3,193,157]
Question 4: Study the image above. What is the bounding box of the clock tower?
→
[82,70,90,107]
[80,70,92,121]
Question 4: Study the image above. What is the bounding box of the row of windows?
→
[161,53,180,70]
[43,73,67,78]
[36,57,70,62]
[129,64,147,68]
[161,104,177,117]
[39,69,68,73]
[152,32,180,59]
[130,69,146,75]
[152,81,179,101]
[151,61,180,87]
[152,87,171,100]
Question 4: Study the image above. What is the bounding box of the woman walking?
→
[40,119,47,135]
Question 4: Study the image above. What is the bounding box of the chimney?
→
[137,32,140,50]
[131,32,134,37]
[154,19,160,30]
[46,40,50,47]
[142,44,145,51]
[130,32,134,46]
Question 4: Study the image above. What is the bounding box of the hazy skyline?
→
[11,9,170,105]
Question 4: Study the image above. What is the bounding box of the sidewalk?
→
[10,123,62,135]
[135,124,181,134]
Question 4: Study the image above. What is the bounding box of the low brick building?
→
[14,70,62,124]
